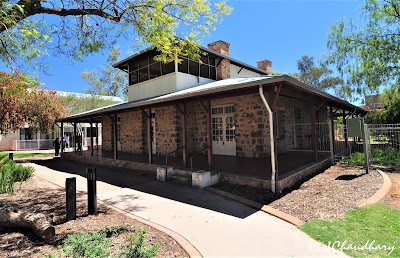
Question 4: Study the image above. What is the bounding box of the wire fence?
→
[367,124,400,166]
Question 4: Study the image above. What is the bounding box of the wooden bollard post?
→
[66,177,76,221]
[87,168,97,215]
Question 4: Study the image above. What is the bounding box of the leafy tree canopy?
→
[61,92,123,115]
[0,0,232,69]
[325,0,400,98]
[0,72,68,134]
[293,55,351,99]
[365,85,400,124]
[81,47,127,99]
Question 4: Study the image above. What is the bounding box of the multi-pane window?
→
[212,107,224,115]
[212,105,235,142]
[225,116,235,141]
[128,52,217,85]
[128,52,175,85]
[117,116,121,142]
[178,55,217,80]
[274,110,285,139]
[212,117,223,141]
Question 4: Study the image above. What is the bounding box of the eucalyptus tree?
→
[0,0,231,69]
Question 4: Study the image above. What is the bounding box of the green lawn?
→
[300,204,400,257]
[0,152,54,159]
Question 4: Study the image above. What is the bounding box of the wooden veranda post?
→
[343,110,349,148]
[113,113,118,160]
[95,123,99,150]
[90,118,94,157]
[311,103,318,161]
[147,107,153,164]
[61,122,64,153]
[177,102,188,167]
[73,121,77,154]
[206,99,212,170]
[330,106,335,154]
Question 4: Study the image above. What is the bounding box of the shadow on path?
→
[31,158,257,219]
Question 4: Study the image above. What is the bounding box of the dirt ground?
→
[215,163,389,221]
[2,159,399,257]
[0,176,188,258]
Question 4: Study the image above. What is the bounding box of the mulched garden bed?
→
[0,176,188,258]
[213,163,383,222]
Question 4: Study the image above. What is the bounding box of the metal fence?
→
[12,139,54,151]
[11,136,102,151]
[366,124,400,166]
[292,122,331,152]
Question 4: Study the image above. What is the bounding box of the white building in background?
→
[0,91,123,151]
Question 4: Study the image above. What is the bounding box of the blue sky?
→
[32,1,362,97]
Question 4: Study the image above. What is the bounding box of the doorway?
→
[211,105,236,156]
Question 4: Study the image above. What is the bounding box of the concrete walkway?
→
[27,158,347,257]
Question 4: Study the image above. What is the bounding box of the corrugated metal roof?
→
[56,91,124,102]
[57,75,365,122]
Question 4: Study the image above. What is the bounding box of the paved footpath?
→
[28,159,348,257]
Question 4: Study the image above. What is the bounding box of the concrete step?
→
[173,169,192,176]
[170,174,192,185]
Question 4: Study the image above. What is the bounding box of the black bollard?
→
[87,167,97,215]
[66,177,76,221]
[8,153,13,161]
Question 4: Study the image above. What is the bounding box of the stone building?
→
[58,40,366,192]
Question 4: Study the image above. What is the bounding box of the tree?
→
[61,93,123,115]
[81,47,127,99]
[365,84,400,124]
[325,0,400,98]
[0,72,68,134]
[294,55,351,99]
[0,0,232,69]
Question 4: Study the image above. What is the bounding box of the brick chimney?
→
[208,40,230,80]
[257,59,272,76]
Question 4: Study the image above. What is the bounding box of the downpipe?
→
[259,85,276,193]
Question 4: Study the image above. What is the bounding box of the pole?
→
[361,117,370,174]
[87,167,97,215]
[328,121,334,165]
[66,177,76,221]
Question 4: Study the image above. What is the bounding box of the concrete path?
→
[27,159,347,257]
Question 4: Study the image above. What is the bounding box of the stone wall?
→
[102,115,113,151]
[153,104,179,155]
[101,92,331,158]
[186,99,208,154]
[234,93,267,158]
[119,109,145,154]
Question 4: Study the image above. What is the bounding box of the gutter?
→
[258,85,276,193]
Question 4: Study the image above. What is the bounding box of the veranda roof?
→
[57,75,366,123]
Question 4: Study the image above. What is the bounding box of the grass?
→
[300,204,400,257]
[0,151,54,159]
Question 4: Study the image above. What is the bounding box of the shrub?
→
[0,154,34,194]
[342,152,365,165]
[119,229,159,258]
[49,228,159,258]
[61,231,112,258]
[342,148,400,169]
